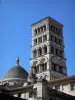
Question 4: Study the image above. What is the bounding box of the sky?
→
[0,0,75,78]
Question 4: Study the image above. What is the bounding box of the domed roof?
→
[3,58,28,81]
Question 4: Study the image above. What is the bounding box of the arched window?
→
[33,66,37,73]
[59,39,62,45]
[52,63,57,71]
[51,46,54,54]
[38,37,42,43]
[56,48,59,56]
[38,27,40,33]
[55,28,58,33]
[51,35,52,41]
[37,65,39,73]
[43,45,47,54]
[34,38,37,45]
[33,49,37,57]
[60,50,63,58]
[51,35,54,42]
[44,63,47,70]
[55,37,57,43]
[58,30,60,36]
[59,66,63,73]
[34,29,37,36]
[40,63,47,72]
[53,26,55,32]
[38,47,42,56]
[40,58,47,72]
[43,25,46,31]
[40,64,44,72]
[51,25,53,31]
[40,26,43,32]
[32,61,38,74]
[43,34,47,41]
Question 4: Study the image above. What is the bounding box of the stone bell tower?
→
[30,16,67,81]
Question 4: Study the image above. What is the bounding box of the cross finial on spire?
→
[16,57,20,65]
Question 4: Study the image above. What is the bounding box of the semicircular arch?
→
[58,59,66,67]
[31,60,39,67]
[51,56,58,64]
[39,57,48,64]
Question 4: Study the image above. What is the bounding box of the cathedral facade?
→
[0,16,75,100]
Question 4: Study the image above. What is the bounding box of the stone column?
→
[36,49,37,57]
[40,65,42,73]
[35,79,43,100]
[37,28,39,34]
[39,65,41,73]
[58,50,60,57]
[49,61,52,81]
[47,45,50,54]
[49,45,51,54]
[68,83,71,92]
[37,37,39,44]
[32,67,36,74]
[37,48,39,57]
[42,36,43,42]
[47,61,49,70]
[44,63,45,71]
[42,46,44,55]
[37,65,39,73]
[42,35,44,42]
[54,46,56,55]
[47,33,49,40]
[43,26,44,32]
[40,27,43,32]
[60,85,63,92]
[41,46,43,55]
[26,92,29,100]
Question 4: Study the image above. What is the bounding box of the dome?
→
[3,65,28,80]
[3,58,28,81]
